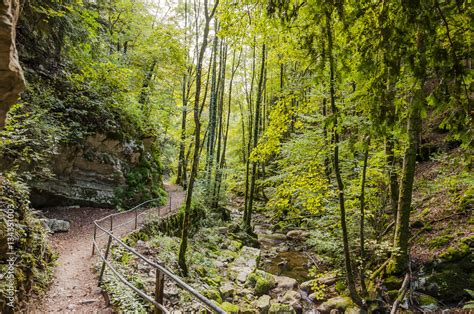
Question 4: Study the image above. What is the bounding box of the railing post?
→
[135,208,138,229]
[99,217,114,285]
[92,224,97,256]
[154,268,165,314]
[98,235,112,285]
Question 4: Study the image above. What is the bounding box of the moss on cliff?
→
[0,175,55,311]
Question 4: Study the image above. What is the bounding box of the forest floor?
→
[30,183,185,313]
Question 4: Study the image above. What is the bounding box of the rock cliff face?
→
[30,133,164,208]
[0,0,25,127]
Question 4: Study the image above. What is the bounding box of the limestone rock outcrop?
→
[30,133,163,208]
[0,0,25,127]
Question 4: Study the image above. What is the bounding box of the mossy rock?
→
[383,276,403,290]
[428,235,454,249]
[387,290,399,302]
[269,303,296,314]
[461,235,474,248]
[228,240,243,251]
[439,243,471,262]
[195,265,207,277]
[203,289,222,304]
[417,293,438,306]
[416,293,439,312]
[239,305,259,314]
[247,270,275,295]
[318,296,354,312]
[255,276,271,295]
[425,262,474,303]
[203,276,222,288]
[0,176,55,311]
[220,301,239,313]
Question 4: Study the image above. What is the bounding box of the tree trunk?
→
[325,9,364,307]
[359,137,370,296]
[388,102,422,274]
[178,0,219,276]
[245,44,266,234]
[385,137,399,220]
[205,30,219,190]
[388,26,426,275]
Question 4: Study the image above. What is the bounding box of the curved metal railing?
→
[92,195,225,314]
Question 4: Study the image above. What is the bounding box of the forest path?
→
[32,183,185,313]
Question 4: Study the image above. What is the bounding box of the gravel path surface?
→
[30,184,185,313]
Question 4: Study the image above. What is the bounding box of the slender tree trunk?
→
[239,100,247,163]
[177,72,188,188]
[177,0,189,188]
[245,44,266,234]
[325,9,364,307]
[243,42,257,224]
[214,48,239,214]
[138,60,157,110]
[206,31,219,190]
[178,0,219,276]
[359,137,370,296]
[213,43,228,208]
[386,137,399,219]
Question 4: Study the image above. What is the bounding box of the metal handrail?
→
[92,194,225,314]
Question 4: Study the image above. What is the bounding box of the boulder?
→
[282,290,302,313]
[416,293,439,312]
[230,266,253,283]
[203,289,222,304]
[220,302,239,313]
[317,296,354,313]
[220,282,235,299]
[29,133,164,208]
[234,246,261,268]
[256,295,271,314]
[275,275,298,289]
[269,303,296,314]
[308,292,319,303]
[247,271,276,295]
[42,218,70,233]
[300,280,314,293]
[344,307,362,314]
[282,290,301,303]
[286,229,310,240]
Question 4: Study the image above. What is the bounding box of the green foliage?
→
[0,92,65,179]
[308,268,328,301]
[464,290,474,309]
[429,235,454,249]
[102,269,149,313]
[0,175,55,310]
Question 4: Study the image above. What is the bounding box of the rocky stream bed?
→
[100,208,362,314]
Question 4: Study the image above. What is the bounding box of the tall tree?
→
[178,0,219,276]
[244,43,266,234]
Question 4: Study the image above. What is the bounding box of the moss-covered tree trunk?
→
[388,100,422,274]
[388,25,426,275]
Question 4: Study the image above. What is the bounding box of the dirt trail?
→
[31,184,185,313]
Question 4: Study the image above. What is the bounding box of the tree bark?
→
[244,43,266,234]
[388,26,426,275]
[359,137,370,296]
[178,0,219,276]
[325,9,363,307]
